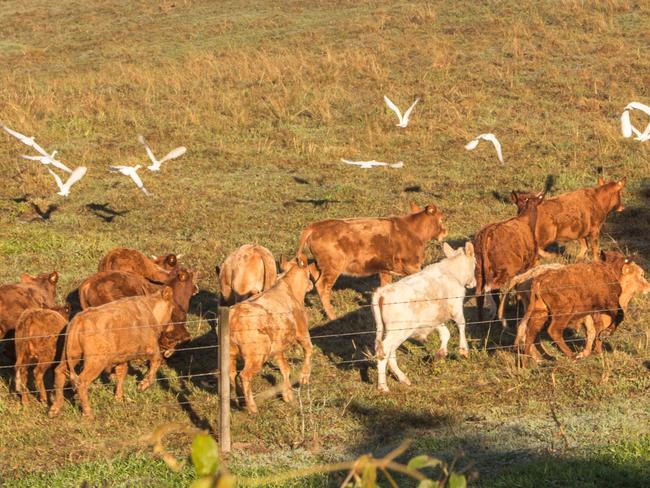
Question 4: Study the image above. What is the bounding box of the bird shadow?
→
[404,185,422,193]
[10,194,31,203]
[284,198,344,208]
[292,176,310,185]
[29,202,59,220]
[85,203,129,223]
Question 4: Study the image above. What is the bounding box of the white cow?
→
[372,242,476,392]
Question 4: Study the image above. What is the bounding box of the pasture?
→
[1,0,649,485]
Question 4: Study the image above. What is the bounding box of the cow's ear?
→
[165,323,175,333]
[537,193,544,202]
[151,255,158,260]
[178,270,188,282]
[510,191,518,203]
[597,176,605,187]
[297,254,308,268]
[19,274,33,283]
[622,263,633,275]
[409,202,422,212]
[49,272,58,284]
[161,286,173,300]
[442,242,454,258]
[465,241,475,257]
[215,265,221,277]
[425,204,437,215]
[617,177,626,188]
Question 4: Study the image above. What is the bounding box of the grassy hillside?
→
[1,0,649,486]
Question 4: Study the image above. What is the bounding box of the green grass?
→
[1,0,650,486]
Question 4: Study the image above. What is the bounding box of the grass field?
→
[1,0,650,486]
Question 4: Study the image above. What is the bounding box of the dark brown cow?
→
[14,304,71,405]
[98,248,180,283]
[49,288,175,419]
[474,194,544,320]
[295,203,448,320]
[0,272,59,342]
[511,177,626,260]
[216,244,277,305]
[229,254,313,414]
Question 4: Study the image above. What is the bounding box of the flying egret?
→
[46,166,87,197]
[137,135,187,171]
[109,165,151,196]
[383,96,420,128]
[465,133,504,164]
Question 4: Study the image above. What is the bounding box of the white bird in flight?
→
[341,159,404,169]
[109,165,150,196]
[620,102,650,141]
[383,96,420,128]
[1,124,73,173]
[465,133,504,164]
[46,166,87,197]
[137,135,187,171]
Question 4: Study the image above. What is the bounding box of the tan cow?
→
[295,203,448,320]
[98,248,181,283]
[49,288,176,419]
[0,272,59,342]
[229,254,313,414]
[511,177,626,260]
[216,244,277,305]
[14,304,71,405]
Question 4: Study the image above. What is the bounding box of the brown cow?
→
[295,203,448,320]
[0,272,59,342]
[511,176,626,260]
[14,304,71,405]
[519,256,626,361]
[229,254,313,414]
[474,194,544,320]
[216,244,277,305]
[98,248,181,283]
[49,288,176,419]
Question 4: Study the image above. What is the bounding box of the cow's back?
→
[0,284,53,334]
[482,218,536,289]
[16,308,67,359]
[536,189,598,245]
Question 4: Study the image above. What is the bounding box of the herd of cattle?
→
[0,175,648,416]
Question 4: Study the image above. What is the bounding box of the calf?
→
[216,244,277,305]
[229,254,313,414]
[14,304,71,405]
[49,288,176,419]
[98,248,181,283]
[0,272,59,341]
[296,203,448,320]
[474,194,544,320]
[373,242,476,392]
[511,176,626,260]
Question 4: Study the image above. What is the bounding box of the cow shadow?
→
[189,289,220,322]
[605,180,650,264]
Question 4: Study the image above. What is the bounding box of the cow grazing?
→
[216,244,277,305]
[0,272,59,342]
[474,194,543,320]
[14,304,71,405]
[519,255,627,361]
[229,254,313,414]
[98,248,181,283]
[296,203,448,320]
[373,242,476,392]
[511,176,626,260]
[49,288,176,419]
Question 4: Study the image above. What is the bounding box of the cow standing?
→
[373,243,476,392]
[229,254,313,414]
[296,204,448,320]
[216,244,277,305]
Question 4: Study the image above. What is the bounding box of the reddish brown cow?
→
[295,203,448,320]
[474,194,544,320]
[511,177,626,260]
[49,288,176,419]
[520,256,626,361]
[216,244,277,305]
[0,272,59,341]
[229,254,313,414]
[14,304,71,405]
[98,248,180,283]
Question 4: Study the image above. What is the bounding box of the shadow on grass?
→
[84,202,129,223]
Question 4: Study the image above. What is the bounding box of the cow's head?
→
[20,271,58,305]
[442,241,477,289]
[165,268,198,321]
[414,203,448,242]
[279,253,313,295]
[620,261,650,298]
[511,190,544,214]
[601,251,629,278]
[151,253,181,271]
[159,322,191,358]
[597,176,626,212]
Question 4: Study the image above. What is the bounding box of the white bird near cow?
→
[383,96,420,128]
[137,134,187,171]
[46,166,87,197]
[341,159,404,169]
[620,102,650,141]
[465,133,504,164]
[109,165,150,196]
[1,124,73,173]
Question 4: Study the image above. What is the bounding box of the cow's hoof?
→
[82,412,95,421]
[137,382,151,393]
[299,374,310,386]
[283,391,295,403]
[435,349,448,360]
[399,377,412,386]
[48,406,61,418]
[459,348,469,358]
[246,406,259,415]
[115,395,124,403]
[378,385,390,393]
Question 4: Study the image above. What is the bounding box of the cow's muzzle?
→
[437,228,449,242]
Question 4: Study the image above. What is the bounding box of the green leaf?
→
[417,480,438,488]
[407,455,443,471]
[190,476,215,488]
[191,434,220,476]
[448,472,466,488]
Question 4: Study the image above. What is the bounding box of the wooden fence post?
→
[218,306,231,454]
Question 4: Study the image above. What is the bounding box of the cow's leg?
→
[76,363,105,419]
[114,362,129,402]
[524,312,546,362]
[15,363,29,405]
[476,294,485,322]
[547,317,574,358]
[34,364,50,404]
[314,271,339,320]
[594,337,604,355]
[274,352,294,403]
[376,342,390,392]
[576,316,596,359]
[240,356,264,414]
[387,350,411,386]
[379,272,392,287]
[295,330,313,386]
[576,238,589,261]
[49,361,72,418]
[138,354,162,392]
[452,306,469,357]
[435,325,451,359]
[229,345,238,402]
[589,231,601,262]
[485,292,497,320]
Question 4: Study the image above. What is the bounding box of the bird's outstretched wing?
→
[108,165,127,173]
[158,146,187,165]
[482,134,504,163]
[402,98,420,123]
[46,168,64,192]
[383,96,403,121]
[64,166,87,190]
[129,171,150,195]
[621,110,633,138]
[2,124,49,157]
[465,139,480,150]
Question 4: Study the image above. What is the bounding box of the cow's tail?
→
[260,250,277,291]
[372,293,386,360]
[296,226,313,257]
[515,281,541,349]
